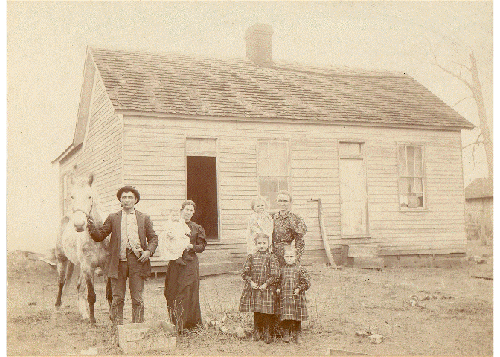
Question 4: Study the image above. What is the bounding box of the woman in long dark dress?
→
[164,200,207,331]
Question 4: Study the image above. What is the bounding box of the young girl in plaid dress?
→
[239,233,279,343]
[276,246,311,344]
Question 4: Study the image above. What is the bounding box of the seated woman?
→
[246,196,274,255]
[163,200,207,331]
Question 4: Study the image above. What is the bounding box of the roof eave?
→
[116,109,473,131]
[51,143,83,164]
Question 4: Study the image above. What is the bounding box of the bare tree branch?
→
[463,140,483,150]
[471,145,478,171]
[462,131,482,150]
[453,96,473,107]
[432,61,474,91]
[425,38,475,90]
[451,60,472,72]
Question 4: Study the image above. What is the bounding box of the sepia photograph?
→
[6,1,493,355]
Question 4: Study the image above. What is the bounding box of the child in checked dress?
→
[276,246,311,344]
[239,233,279,343]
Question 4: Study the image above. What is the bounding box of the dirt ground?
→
[7,240,493,356]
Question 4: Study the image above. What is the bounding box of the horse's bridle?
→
[72,200,94,221]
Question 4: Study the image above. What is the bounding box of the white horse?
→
[54,173,111,323]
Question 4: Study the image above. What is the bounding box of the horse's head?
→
[68,174,97,232]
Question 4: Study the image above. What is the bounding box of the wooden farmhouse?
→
[54,24,474,272]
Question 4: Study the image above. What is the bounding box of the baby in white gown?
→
[163,210,192,265]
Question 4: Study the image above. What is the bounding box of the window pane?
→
[414,178,423,193]
[400,194,409,207]
[408,195,421,208]
[260,177,279,209]
[407,146,414,176]
[267,141,288,176]
[398,145,425,209]
[278,178,288,191]
[259,177,270,195]
[276,142,288,175]
[258,141,267,159]
[262,141,289,176]
[258,141,290,209]
[399,177,411,194]
[258,142,268,165]
[415,147,423,176]
[259,158,271,176]
[398,145,406,175]
[258,142,270,176]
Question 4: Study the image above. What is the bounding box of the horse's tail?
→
[55,255,75,308]
[55,216,70,267]
[55,216,75,308]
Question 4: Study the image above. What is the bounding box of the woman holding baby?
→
[163,200,207,332]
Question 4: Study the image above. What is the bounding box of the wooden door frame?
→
[338,141,370,238]
[184,136,220,241]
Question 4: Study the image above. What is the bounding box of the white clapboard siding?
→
[116,115,466,258]
[70,70,123,215]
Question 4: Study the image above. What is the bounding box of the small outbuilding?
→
[465,177,493,242]
[53,24,474,271]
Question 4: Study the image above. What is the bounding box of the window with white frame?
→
[398,144,425,209]
[257,140,289,209]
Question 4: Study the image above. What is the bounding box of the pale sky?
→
[6,1,493,253]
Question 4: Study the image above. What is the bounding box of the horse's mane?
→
[89,187,104,226]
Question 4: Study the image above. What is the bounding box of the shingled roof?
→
[465,177,493,200]
[89,47,474,130]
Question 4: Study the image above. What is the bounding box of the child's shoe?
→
[294,331,301,344]
[175,257,187,266]
[282,329,290,343]
[263,326,273,344]
[252,329,261,341]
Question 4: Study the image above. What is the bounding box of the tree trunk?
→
[469,52,493,179]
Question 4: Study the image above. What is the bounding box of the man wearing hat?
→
[88,185,158,325]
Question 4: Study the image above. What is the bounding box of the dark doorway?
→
[187,156,218,239]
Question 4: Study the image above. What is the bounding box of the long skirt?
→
[164,256,202,331]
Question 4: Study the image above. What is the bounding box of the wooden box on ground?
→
[117,321,176,354]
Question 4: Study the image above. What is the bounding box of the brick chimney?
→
[245,23,273,66]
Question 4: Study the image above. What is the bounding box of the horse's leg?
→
[66,262,75,286]
[77,273,90,321]
[106,277,113,318]
[55,258,68,308]
[86,272,97,324]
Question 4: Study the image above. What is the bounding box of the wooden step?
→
[200,260,241,277]
[347,244,379,258]
[150,259,242,278]
[349,257,385,269]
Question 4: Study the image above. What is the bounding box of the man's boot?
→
[132,303,144,323]
[111,304,124,326]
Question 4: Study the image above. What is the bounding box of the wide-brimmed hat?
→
[116,186,140,203]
